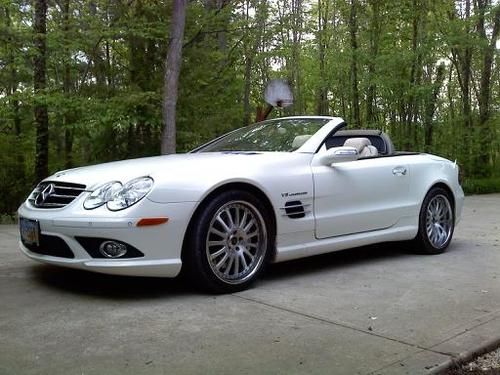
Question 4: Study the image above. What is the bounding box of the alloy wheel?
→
[425,194,453,249]
[205,200,267,285]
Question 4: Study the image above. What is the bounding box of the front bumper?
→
[18,197,198,277]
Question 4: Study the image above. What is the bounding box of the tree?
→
[34,0,49,182]
[161,0,187,154]
[315,0,330,115]
[61,0,74,168]
[475,1,500,173]
[349,0,360,127]
[447,0,474,168]
[422,63,446,151]
[242,0,267,126]
[365,0,381,126]
[1,0,500,217]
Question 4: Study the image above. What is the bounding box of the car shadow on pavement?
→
[29,242,414,298]
[30,265,196,300]
[264,242,415,282]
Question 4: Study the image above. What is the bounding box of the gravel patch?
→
[445,347,500,374]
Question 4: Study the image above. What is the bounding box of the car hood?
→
[43,152,307,191]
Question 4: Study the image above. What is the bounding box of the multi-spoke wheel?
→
[413,187,455,254]
[184,190,273,293]
[206,201,267,284]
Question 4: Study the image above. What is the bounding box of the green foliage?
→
[0,0,499,215]
[0,134,33,214]
[462,177,500,195]
[0,212,17,224]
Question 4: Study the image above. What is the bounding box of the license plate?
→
[19,218,40,246]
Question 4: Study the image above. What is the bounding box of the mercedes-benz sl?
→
[18,117,464,292]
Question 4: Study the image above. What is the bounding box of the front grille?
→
[28,181,86,209]
[22,234,75,258]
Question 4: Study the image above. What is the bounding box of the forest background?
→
[0,0,499,217]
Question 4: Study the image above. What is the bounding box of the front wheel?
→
[184,190,273,293]
[413,187,455,254]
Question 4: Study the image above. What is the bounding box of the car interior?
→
[342,137,378,157]
[324,129,399,158]
[292,129,419,159]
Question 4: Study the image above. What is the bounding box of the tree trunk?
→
[161,0,187,155]
[349,0,360,127]
[462,0,473,131]
[475,1,500,173]
[290,0,304,114]
[88,2,106,89]
[448,0,473,173]
[63,0,74,169]
[204,0,229,51]
[243,53,253,126]
[34,0,49,182]
[316,0,329,115]
[423,64,446,151]
[5,6,25,181]
[402,0,425,150]
[242,0,254,126]
[366,0,380,127]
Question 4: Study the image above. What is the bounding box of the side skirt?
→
[273,218,418,263]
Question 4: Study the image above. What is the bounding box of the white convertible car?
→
[19,116,464,292]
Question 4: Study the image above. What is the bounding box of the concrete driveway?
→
[1,194,499,375]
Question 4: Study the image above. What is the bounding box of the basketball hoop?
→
[264,79,293,108]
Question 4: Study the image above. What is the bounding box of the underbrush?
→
[0,213,17,224]
[462,177,500,195]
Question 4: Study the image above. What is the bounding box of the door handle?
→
[392,166,407,176]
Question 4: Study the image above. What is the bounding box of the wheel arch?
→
[180,182,277,264]
[424,181,456,211]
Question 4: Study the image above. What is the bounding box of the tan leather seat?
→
[292,134,312,150]
[343,137,378,157]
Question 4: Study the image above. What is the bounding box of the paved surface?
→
[1,194,499,375]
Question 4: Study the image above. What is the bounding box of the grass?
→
[0,213,17,225]
[462,177,500,195]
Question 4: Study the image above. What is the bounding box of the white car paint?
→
[312,155,411,238]
[18,116,465,277]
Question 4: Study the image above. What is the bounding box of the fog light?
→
[99,241,127,258]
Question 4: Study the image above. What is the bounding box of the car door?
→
[312,155,410,239]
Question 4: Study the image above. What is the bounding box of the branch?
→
[80,0,136,87]
[183,26,255,48]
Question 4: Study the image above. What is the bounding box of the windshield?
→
[197,118,330,152]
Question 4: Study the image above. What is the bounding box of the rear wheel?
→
[184,190,273,293]
[413,187,455,254]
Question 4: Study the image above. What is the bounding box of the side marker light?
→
[136,217,169,227]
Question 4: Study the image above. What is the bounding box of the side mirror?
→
[318,146,359,166]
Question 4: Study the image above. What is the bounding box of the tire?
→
[413,187,455,254]
[184,190,274,293]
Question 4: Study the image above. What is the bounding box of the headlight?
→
[84,181,123,210]
[107,177,154,211]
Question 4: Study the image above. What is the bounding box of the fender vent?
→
[281,200,309,219]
